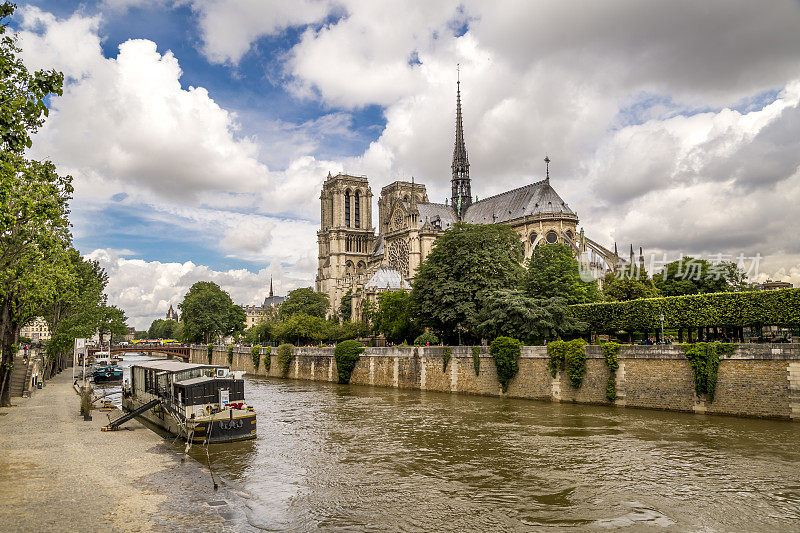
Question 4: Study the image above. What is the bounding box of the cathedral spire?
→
[451,64,471,219]
[269,276,274,298]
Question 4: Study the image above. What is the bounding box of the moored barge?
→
[122,360,256,443]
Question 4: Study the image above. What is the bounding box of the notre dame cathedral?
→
[316,80,621,319]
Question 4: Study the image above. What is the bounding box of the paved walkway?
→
[0,372,254,532]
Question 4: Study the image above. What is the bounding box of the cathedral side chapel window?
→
[546,230,558,244]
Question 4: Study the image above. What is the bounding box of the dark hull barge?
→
[120,360,256,443]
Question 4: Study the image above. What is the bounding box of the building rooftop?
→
[463,179,575,224]
[365,266,409,290]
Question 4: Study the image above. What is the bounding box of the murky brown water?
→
[187,377,800,531]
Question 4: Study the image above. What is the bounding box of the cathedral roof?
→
[415,202,457,230]
[462,179,575,224]
[365,266,409,290]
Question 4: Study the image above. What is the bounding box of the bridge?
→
[87,344,191,361]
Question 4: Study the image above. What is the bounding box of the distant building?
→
[20,317,51,343]
[242,277,285,329]
[166,304,179,321]
[759,279,793,290]
[123,326,136,342]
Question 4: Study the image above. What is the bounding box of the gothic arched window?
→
[354,190,361,228]
[344,190,351,227]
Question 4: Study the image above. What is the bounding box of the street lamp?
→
[659,312,665,344]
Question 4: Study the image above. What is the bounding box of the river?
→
[180,375,800,531]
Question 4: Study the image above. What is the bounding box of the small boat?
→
[92,365,123,383]
[121,361,256,443]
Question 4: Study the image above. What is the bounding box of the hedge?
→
[570,288,800,332]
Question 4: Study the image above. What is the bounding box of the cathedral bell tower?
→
[451,69,472,219]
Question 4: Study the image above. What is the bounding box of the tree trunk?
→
[678,328,684,343]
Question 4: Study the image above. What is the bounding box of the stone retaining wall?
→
[191,344,800,420]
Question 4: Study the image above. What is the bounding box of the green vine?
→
[606,375,616,402]
[547,339,587,388]
[472,346,480,376]
[206,344,213,364]
[227,345,234,365]
[278,344,294,377]
[264,346,272,372]
[680,342,734,402]
[335,340,365,384]
[602,342,621,402]
[251,345,261,370]
[490,337,521,393]
[442,347,451,372]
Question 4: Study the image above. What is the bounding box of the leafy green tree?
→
[147,318,179,339]
[476,289,585,344]
[653,258,746,296]
[410,223,524,343]
[275,313,329,345]
[372,290,421,344]
[339,289,352,322]
[602,271,660,301]
[179,282,245,343]
[96,304,129,346]
[244,321,275,345]
[133,330,149,340]
[524,243,601,304]
[279,287,329,319]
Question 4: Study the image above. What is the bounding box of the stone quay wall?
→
[191,344,800,421]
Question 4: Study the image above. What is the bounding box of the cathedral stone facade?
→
[316,81,617,319]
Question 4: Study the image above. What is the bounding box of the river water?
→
[183,376,800,531]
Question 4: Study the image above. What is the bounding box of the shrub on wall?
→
[602,341,621,402]
[442,347,451,372]
[251,345,261,370]
[472,346,480,376]
[335,340,365,384]
[278,344,294,377]
[680,342,735,402]
[264,346,272,372]
[564,339,587,388]
[414,332,439,346]
[547,340,567,378]
[547,339,588,388]
[490,336,522,393]
[227,345,234,365]
[206,344,213,364]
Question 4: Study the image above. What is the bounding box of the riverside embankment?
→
[196,343,800,420]
[0,371,253,532]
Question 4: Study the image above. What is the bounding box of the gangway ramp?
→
[102,399,160,431]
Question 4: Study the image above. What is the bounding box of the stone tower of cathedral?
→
[316,173,375,313]
[451,73,471,219]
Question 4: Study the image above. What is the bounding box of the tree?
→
[372,291,421,344]
[244,321,275,345]
[179,282,245,343]
[96,304,129,346]
[410,223,524,343]
[275,313,329,345]
[476,289,585,344]
[601,271,660,301]
[279,287,329,319]
[524,243,601,304]
[147,318,178,339]
[339,289,352,322]
[653,258,746,296]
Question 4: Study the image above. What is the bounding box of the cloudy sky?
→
[10,0,800,328]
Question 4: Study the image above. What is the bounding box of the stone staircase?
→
[8,356,30,397]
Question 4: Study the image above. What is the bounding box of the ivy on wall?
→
[547,339,588,387]
[490,337,521,393]
[602,342,620,402]
[251,345,261,370]
[264,346,272,372]
[278,344,294,377]
[227,345,234,365]
[680,342,735,402]
[570,288,800,332]
[442,347,451,373]
[472,346,480,376]
[335,340,365,384]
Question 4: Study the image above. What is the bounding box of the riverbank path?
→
[0,371,253,532]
